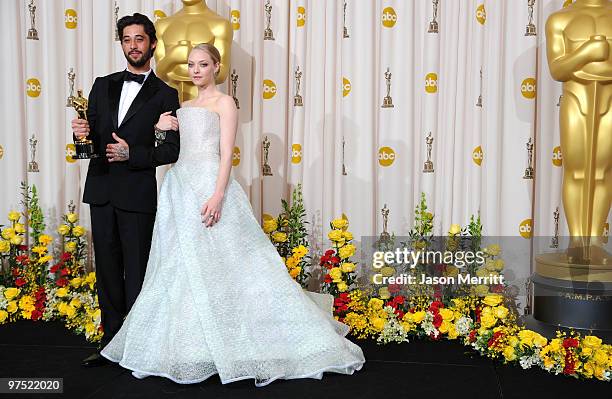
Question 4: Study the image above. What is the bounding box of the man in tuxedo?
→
[72,13,180,367]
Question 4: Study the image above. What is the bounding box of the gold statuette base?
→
[535,251,612,283]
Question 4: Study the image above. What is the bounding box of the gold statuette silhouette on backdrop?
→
[542,0,611,278]
[154,0,233,102]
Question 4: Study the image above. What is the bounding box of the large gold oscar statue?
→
[154,0,233,102]
[531,0,612,334]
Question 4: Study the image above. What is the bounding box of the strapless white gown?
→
[100,107,365,386]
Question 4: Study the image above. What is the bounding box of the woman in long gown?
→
[100,43,365,386]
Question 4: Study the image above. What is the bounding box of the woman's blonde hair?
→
[190,43,221,76]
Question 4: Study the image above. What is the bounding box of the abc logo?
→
[297,7,306,27]
[425,73,438,93]
[381,7,397,28]
[0,144,4,160]
[343,77,352,97]
[521,78,536,99]
[154,10,167,20]
[519,218,532,239]
[291,143,303,164]
[378,146,396,167]
[65,9,78,29]
[476,4,486,25]
[232,146,241,166]
[563,0,574,7]
[472,146,483,166]
[263,79,277,99]
[65,144,76,164]
[26,78,41,98]
[552,146,562,167]
[231,10,241,30]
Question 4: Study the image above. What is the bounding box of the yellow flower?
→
[57,225,70,236]
[331,218,348,230]
[329,267,343,282]
[38,255,52,264]
[69,297,82,308]
[31,245,47,255]
[85,272,96,286]
[289,266,302,278]
[338,244,356,259]
[1,228,15,240]
[341,262,356,273]
[65,242,77,253]
[378,287,390,299]
[493,259,505,271]
[337,282,348,292]
[21,310,32,319]
[19,295,35,311]
[439,320,452,334]
[85,323,96,335]
[381,266,395,277]
[503,346,517,361]
[582,335,602,350]
[439,308,455,321]
[328,229,343,242]
[39,234,53,245]
[533,332,548,348]
[271,232,287,243]
[4,287,20,300]
[594,365,605,380]
[285,256,299,268]
[449,224,461,235]
[67,213,78,223]
[0,310,8,323]
[56,287,69,297]
[485,244,501,256]
[482,294,503,307]
[593,349,608,366]
[370,317,385,331]
[447,323,459,340]
[65,305,76,318]
[14,223,25,234]
[342,231,353,241]
[0,240,10,253]
[480,313,497,329]
[409,311,426,324]
[518,330,536,347]
[8,211,21,222]
[368,298,384,310]
[582,362,594,378]
[6,301,17,313]
[263,219,278,234]
[9,236,22,246]
[493,305,509,320]
[473,284,489,296]
[508,335,520,348]
[445,265,459,277]
[73,226,86,237]
[401,321,414,332]
[292,245,308,258]
[70,277,82,288]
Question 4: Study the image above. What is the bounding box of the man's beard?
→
[124,46,153,68]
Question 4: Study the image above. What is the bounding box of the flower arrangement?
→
[263,184,311,287]
[321,217,357,296]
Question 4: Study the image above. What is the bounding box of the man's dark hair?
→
[117,13,157,42]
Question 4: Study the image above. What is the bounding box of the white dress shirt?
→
[117,68,152,127]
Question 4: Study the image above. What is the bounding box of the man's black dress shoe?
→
[81,352,110,367]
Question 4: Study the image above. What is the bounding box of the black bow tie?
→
[124,70,145,84]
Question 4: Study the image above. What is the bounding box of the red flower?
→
[393,295,405,305]
[394,309,405,319]
[428,300,443,313]
[433,313,443,328]
[468,330,477,343]
[18,245,28,251]
[563,360,575,375]
[61,252,72,261]
[487,331,504,348]
[331,256,340,264]
[325,249,335,257]
[388,283,401,294]
[56,278,68,287]
[60,268,70,276]
[429,332,441,341]
[324,274,332,283]
[319,256,328,266]
[16,255,29,265]
[31,309,43,320]
[474,307,482,323]
[50,264,60,274]
[563,338,579,349]
[339,292,350,301]
[15,277,27,287]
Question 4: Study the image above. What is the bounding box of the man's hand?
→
[106,133,129,162]
[71,118,90,140]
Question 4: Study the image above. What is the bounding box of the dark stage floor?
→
[0,320,608,399]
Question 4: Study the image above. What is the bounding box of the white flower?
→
[455,316,473,336]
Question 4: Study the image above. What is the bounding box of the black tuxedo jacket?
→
[82,71,180,213]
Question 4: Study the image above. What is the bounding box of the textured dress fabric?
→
[100,107,365,386]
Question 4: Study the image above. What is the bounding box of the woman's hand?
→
[155,111,179,131]
[201,193,224,227]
